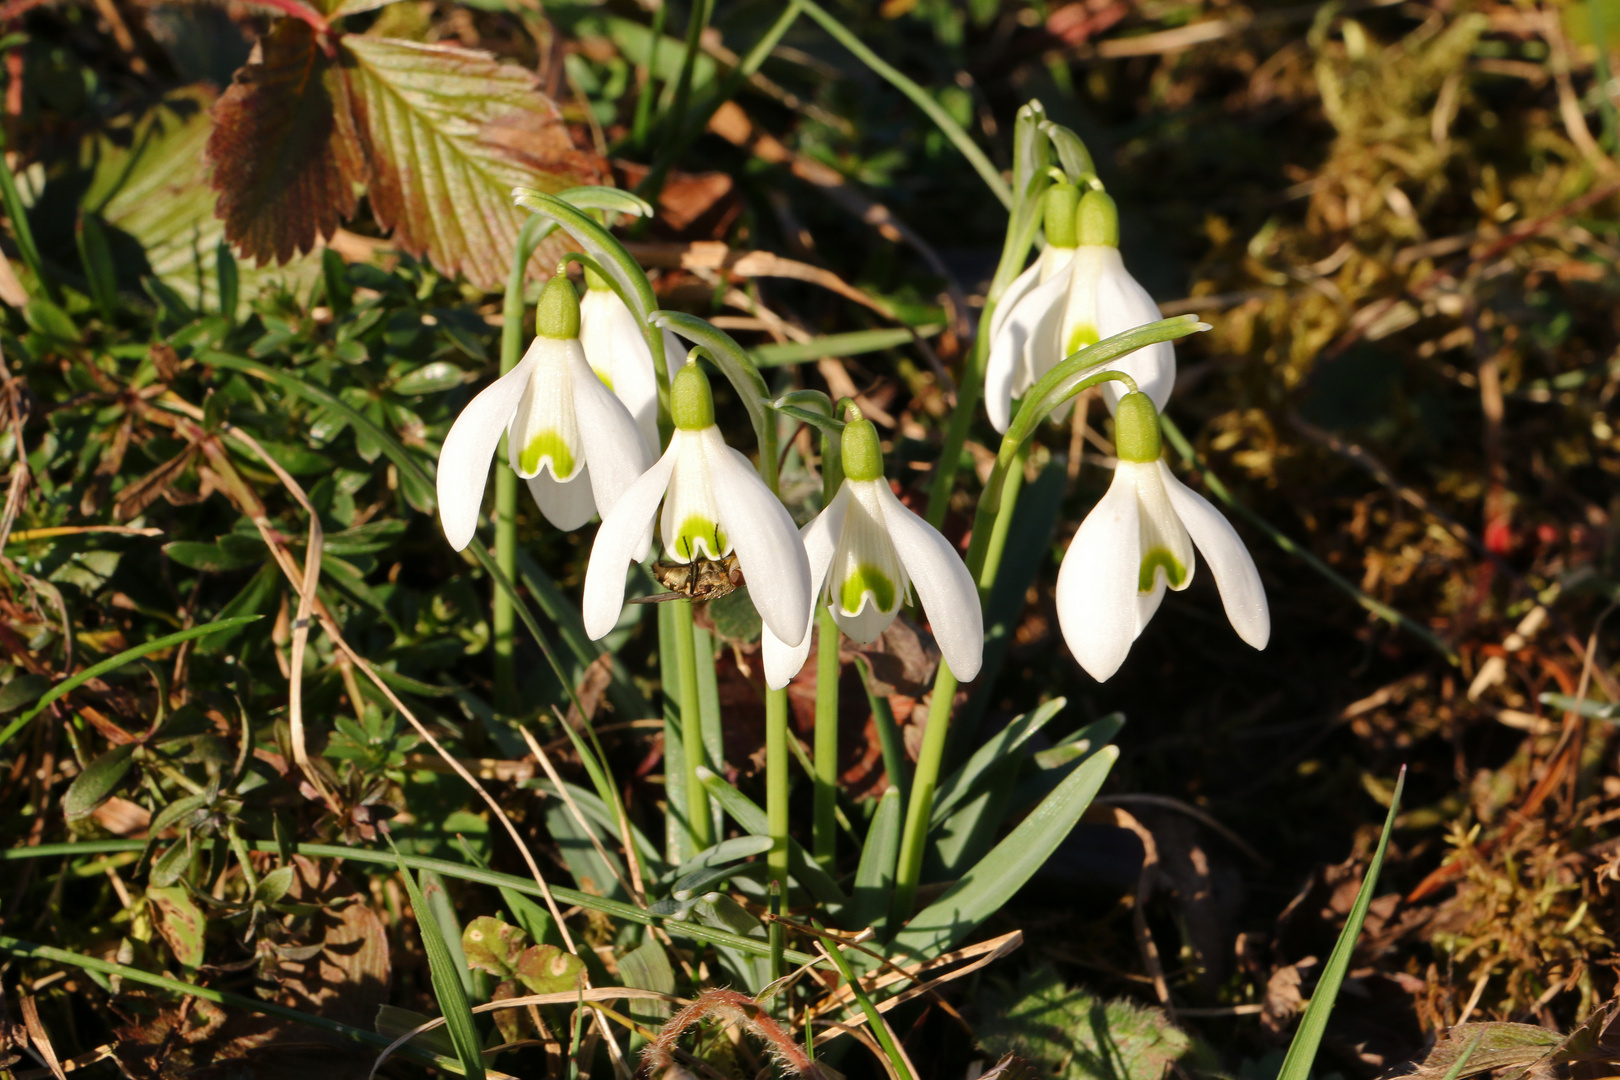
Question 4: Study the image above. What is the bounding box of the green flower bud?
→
[1043,184,1081,249]
[1078,189,1119,248]
[1114,391,1162,463]
[671,362,715,431]
[535,273,581,340]
[841,417,884,482]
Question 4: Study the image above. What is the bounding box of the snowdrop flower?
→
[1056,391,1268,682]
[762,412,983,689]
[583,361,811,659]
[436,273,654,549]
[579,266,687,453]
[986,185,1175,433]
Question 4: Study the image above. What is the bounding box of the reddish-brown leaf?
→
[342,35,605,290]
[208,19,367,266]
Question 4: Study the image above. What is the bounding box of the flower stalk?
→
[672,597,711,852]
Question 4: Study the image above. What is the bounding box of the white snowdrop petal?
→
[661,432,729,562]
[1159,461,1270,650]
[568,340,654,521]
[987,266,1074,432]
[988,259,1042,348]
[1130,461,1196,596]
[829,482,907,633]
[582,289,663,454]
[507,338,583,482]
[872,482,984,682]
[762,485,849,690]
[1056,468,1143,682]
[526,466,597,532]
[582,444,678,640]
[1092,249,1175,412]
[435,354,534,551]
[707,435,812,648]
[831,594,899,644]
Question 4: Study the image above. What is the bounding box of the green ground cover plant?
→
[3,0,1620,1078]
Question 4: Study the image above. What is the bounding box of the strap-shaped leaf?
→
[393,850,486,1080]
[845,786,902,932]
[208,19,365,264]
[343,35,603,290]
[889,746,1117,960]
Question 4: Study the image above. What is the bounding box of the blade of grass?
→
[4,841,826,966]
[394,848,488,1080]
[693,766,849,907]
[812,923,917,1080]
[0,615,261,750]
[0,935,485,1075]
[0,127,56,301]
[796,0,1009,208]
[1275,767,1405,1080]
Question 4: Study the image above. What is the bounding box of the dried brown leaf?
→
[208,20,366,265]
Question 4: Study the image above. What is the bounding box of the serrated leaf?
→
[208,19,366,265]
[82,88,324,310]
[981,968,1192,1080]
[512,943,583,995]
[340,34,603,290]
[64,744,137,820]
[461,914,526,978]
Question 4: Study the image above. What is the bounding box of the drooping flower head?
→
[578,265,686,454]
[1056,391,1269,681]
[436,273,654,549]
[583,361,812,658]
[762,411,983,689]
[986,185,1176,433]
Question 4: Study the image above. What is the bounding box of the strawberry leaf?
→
[341,35,604,290]
[208,19,367,265]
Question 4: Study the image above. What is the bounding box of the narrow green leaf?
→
[0,616,262,751]
[1276,769,1405,1080]
[163,540,262,572]
[77,212,118,321]
[846,786,902,932]
[694,766,847,908]
[751,325,943,367]
[618,938,676,1029]
[0,674,50,713]
[6,840,827,967]
[890,746,1117,961]
[930,698,1066,827]
[63,744,137,821]
[0,936,471,1072]
[393,849,486,1080]
[422,870,477,999]
[651,311,771,452]
[216,239,239,323]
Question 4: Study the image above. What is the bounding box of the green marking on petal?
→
[592,365,614,392]
[520,430,575,477]
[674,515,728,561]
[1065,323,1099,356]
[839,564,897,614]
[1138,547,1187,593]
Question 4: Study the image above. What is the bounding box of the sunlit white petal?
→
[435,353,535,551]
[872,482,983,681]
[661,429,730,562]
[582,445,679,640]
[526,467,597,532]
[708,433,812,648]
[568,340,654,519]
[828,482,908,645]
[987,266,1073,433]
[1055,468,1142,682]
[1159,461,1270,650]
[1092,249,1175,412]
[762,485,849,689]
[988,258,1041,347]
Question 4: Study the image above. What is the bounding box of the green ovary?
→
[520,431,575,477]
[839,564,897,614]
[1066,323,1100,355]
[1138,547,1188,593]
[673,515,728,561]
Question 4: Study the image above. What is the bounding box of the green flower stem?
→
[672,598,711,852]
[798,0,1009,209]
[766,684,791,980]
[629,0,667,153]
[922,197,1048,529]
[891,331,1201,920]
[493,216,552,714]
[813,606,840,868]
